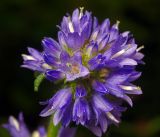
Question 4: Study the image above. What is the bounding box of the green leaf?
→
[34,74,45,92]
[47,117,60,137]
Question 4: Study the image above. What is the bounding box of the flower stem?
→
[47,116,60,137]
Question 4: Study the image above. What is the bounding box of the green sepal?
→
[34,73,45,92]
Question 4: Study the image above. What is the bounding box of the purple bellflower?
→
[22,8,144,136]
[3,113,46,137]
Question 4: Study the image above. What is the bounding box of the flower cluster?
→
[3,113,46,137]
[22,8,144,136]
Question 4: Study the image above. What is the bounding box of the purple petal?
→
[61,16,70,34]
[128,71,142,82]
[99,113,108,133]
[86,42,98,57]
[53,109,64,126]
[28,47,43,60]
[92,81,109,94]
[40,88,72,117]
[75,85,87,98]
[42,37,61,52]
[100,18,110,34]
[93,17,98,30]
[88,54,105,70]
[71,52,82,63]
[105,83,124,98]
[108,26,119,42]
[65,32,84,50]
[60,51,70,63]
[43,53,59,66]
[122,44,137,57]
[73,98,90,125]
[90,27,100,41]
[21,60,44,72]
[38,127,46,137]
[92,94,113,112]
[79,66,90,77]
[61,103,73,127]
[72,8,80,32]
[133,52,144,60]
[81,18,92,41]
[58,31,67,49]
[115,35,128,49]
[122,95,133,107]
[86,126,102,137]
[106,69,131,85]
[45,70,64,81]
[42,37,61,58]
[119,58,137,67]
[98,34,110,51]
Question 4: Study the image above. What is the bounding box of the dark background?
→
[0,0,160,137]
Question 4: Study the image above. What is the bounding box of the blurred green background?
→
[0,0,160,137]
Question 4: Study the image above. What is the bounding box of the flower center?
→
[67,63,80,75]
[99,68,110,82]
[70,63,80,74]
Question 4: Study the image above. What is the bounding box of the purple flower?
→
[22,47,51,72]
[59,7,92,50]
[57,51,89,81]
[40,88,72,127]
[73,86,90,125]
[22,8,144,136]
[3,113,46,137]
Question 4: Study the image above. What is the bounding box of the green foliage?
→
[34,74,45,92]
[0,127,10,137]
[47,117,60,137]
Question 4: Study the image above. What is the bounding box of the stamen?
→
[42,63,52,69]
[66,63,72,67]
[79,7,84,19]
[119,85,141,91]
[32,131,40,137]
[99,68,110,78]
[111,49,126,59]
[10,116,20,131]
[136,45,144,52]
[68,17,74,33]
[114,20,120,29]
[111,45,131,59]
[22,54,36,60]
[107,112,120,123]
[71,64,80,74]
[91,30,99,40]
[56,25,61,30]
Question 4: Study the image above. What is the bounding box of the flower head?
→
[3,113,46,137]
[22,8,144,136]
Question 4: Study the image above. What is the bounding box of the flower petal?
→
[40,88,72,117]
[92,94,113,112]
[119,58,137,67]
[92,81,109,94]
[75,85,87,98]
[65,32,84,50]
[45,70,64,81]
